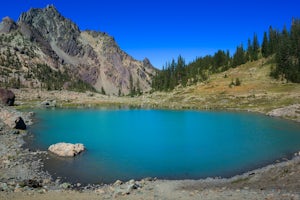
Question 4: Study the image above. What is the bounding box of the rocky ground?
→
[1,156,300,200]
[0,89,300,199]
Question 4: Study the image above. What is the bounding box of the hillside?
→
[13,57,300,121]
[147,58,300,113]
[0,5,156,95]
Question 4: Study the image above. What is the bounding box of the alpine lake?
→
[27,109,300,184]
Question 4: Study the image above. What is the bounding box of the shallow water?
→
[28,109,300,184]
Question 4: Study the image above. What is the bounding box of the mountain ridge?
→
[0,5,156,95]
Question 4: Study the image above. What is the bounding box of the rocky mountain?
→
[0,5,156,95]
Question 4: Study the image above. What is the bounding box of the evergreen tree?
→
[214,50,227,69]
[262,31,269,57]
[136,79,141,95]
[252,33,260,61]
[247,38,253,61]
[101,87,106,95]
[273,27,290,80]
[232,44,246,67]
[129,74,134,97]
[268,26,279,55]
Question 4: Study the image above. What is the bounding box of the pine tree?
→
[252,33,260,61]
[136,79,141,95]
[129,74,134,96]
[101,87,106,95]
[247,38,253,61]
[268,26,279,55]
[262,31,269,57]
[232,44,246,67]
[273,26,291,81]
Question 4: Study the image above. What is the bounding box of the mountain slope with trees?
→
[152,19,300,92]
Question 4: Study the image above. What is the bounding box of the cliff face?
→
[0,5,156,95]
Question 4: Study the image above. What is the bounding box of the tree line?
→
[152,18,300,91]
[269,19,300,82]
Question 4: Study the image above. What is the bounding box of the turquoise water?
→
[28,109,300,184]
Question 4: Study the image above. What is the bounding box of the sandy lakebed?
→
[1,89,300,200]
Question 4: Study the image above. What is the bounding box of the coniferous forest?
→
[152,19,300,91]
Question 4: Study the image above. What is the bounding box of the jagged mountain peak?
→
[0,16,17,33]
[18,4,63,24]
[18,5,81,56]
[0,5,156,95]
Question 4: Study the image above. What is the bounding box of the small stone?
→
[60,182,71,189]
[123,182,139,195]
[24,179,42,188]
[0,183,9,191]
[8,181,16,186]
[42,179,51,185]
[3,160,10,164]
[95,188,105,194]
[40,100,56,107]
[38,189,47,194]
[143,177,153,182]
[14,187,23,193]
[128,179,135,185]
[28,112,35,117]
[113,180,123,186]
[12,130,20,135]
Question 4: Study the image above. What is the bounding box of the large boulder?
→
[0,89,15,106]
[13,116,26,130]
[0,109,26,130]
[48,142,85,157]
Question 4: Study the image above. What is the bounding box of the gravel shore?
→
[1,97,300,199]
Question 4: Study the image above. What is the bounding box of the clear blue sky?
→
[0,0,299,69]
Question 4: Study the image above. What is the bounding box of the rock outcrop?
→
[0,16,17,33]
[0,89,15,106]
[48,142,85,157]
[0,5,157,95]
[267,104,300,122]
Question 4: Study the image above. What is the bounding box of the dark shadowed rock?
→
[14,117,26,130]
[21,179,42,188]
[0,89,15,106]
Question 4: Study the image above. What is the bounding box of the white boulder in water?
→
[48,142,85,157]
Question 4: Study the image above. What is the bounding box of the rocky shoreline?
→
[1,102,300,199]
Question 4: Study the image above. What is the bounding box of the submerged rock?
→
[48,142,85,157]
